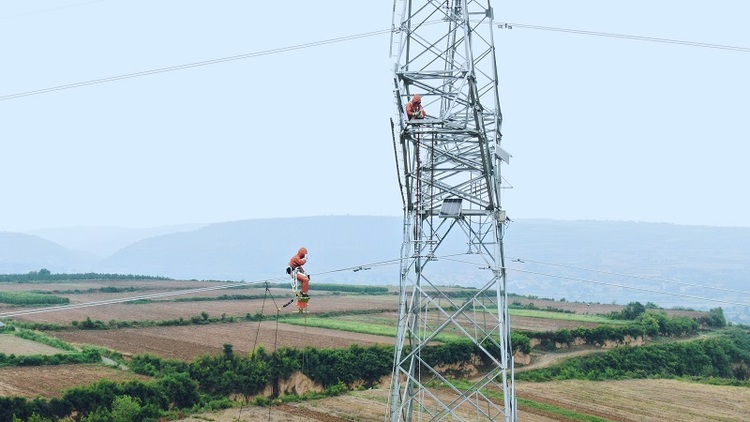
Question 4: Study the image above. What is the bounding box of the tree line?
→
[525,310,702,349]
[0,269,171,283]
[0,339,495,421]
[0,348,100,368]
[518,327,750,383]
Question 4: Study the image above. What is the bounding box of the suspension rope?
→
[302,311,309,376]
[248,284,294,421]
[268,305,281,421]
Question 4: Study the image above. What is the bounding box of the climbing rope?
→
[238,283,312,421]
[302,311,309,375]
[267,303,283,422]
[258,284,289,421]
[250,283,271,358]
[239,283,272,420]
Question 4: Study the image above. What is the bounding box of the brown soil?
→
[13,293,396,325]
[177,388,557,421]
[0,364,150,398]
[54,321,395,360]
[511,297,704,319]
[515,379,750,421]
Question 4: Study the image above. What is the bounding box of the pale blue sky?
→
[2,0,748,231]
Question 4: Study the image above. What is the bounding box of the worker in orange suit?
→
[406,94,426,120]
[288,247,310,297]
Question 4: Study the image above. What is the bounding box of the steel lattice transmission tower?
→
[387,0,515,421]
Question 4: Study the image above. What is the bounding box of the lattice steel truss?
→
[387,0,515,421]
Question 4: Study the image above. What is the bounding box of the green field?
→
[278,307,624,342]
[279,315,463,342]
[0,291,69,305]
[508,309,628,324]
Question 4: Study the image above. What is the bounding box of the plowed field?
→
[510,297,703,319]
[179,379,750,421]
[54,321,396,360]
[13,293,397,325]
[0,364,150,398]
[177,388,557,422]
[515,379,750,421]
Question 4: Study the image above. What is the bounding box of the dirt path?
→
[517,348,605,372]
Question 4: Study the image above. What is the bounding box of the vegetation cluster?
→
[0,345,100,368]
[525,309,701,349]
[518,327,750,383]
[0,269,170,283]
[0,291,69,306]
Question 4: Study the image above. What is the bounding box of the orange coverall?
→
[406,95,426,120]
[289,247,309,294]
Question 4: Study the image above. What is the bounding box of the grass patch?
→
[510,309,628,324]
[279,316,396,337]
[517,397,614,422]
[13,328,77,351]
[0,291,69,305]
[278,315,461,342]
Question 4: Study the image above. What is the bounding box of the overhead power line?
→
[507,267,750,308]
[0,277,286,319]
[439,255,750,307]
[4,20,746,103]
[509,257,750,297]
[497,22,750,53]
[1,252,746,320]
[0,256,405,320]
[0,28,391,102]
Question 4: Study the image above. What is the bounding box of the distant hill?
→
[4,217,750,322]
[505,219,750,310]
[26,224,206,258]
[95,216,403,282]
[0,231,95,273]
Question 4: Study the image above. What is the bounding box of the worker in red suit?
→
[288,247,310,297]
[406,94,426,120]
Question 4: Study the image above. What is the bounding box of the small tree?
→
[619,302,646,320]
[223,344,234,360]
[697,308,727,328]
